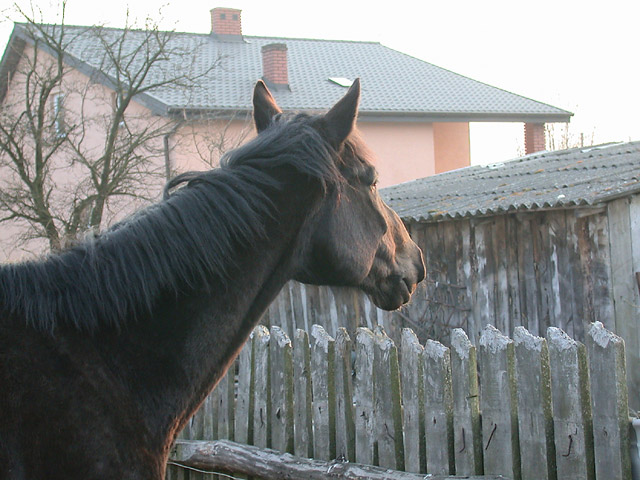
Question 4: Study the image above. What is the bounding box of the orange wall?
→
[434,122,470,174]
[358,121,435,187]
[358,121,470,187]
[173,119,464,189]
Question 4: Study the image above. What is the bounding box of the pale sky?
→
[1,0,638,165]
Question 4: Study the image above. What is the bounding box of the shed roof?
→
[1,23,572,122]
[382,141,640,222]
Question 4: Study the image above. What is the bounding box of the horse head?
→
[253,79,425,310]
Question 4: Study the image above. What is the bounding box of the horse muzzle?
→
[365,248,425,311]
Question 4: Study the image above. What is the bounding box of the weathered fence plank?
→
[310,324,335,461]
[353,327,376,466]
[505,217,521,337]
[219,366,236,441]
[585,321,631,479]
[532,215,553,335]
[293,329,313,458]
[471,219,493,339]
[235,333,253,445]
[201,380,216,440]
[270,326,293,454]
[478,324,520,480]
[334,327,355,461]
[493,216,510,335]
[513,326,555,480]
[547,326,595,480]
[516,215,539,335]
[608,197,640,410]
[450,327,482,475]
[373,326,404,470]
[400,328,425,473]
[252,325,270,449]
[423,338,454,475]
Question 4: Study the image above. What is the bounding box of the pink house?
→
[0,7,571,260]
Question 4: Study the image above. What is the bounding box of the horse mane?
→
[0,113,345,333]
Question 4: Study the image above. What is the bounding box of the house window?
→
[53,93,66,138]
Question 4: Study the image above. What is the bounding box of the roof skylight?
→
[328,77,354,87]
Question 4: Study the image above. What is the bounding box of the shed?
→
[382,140,640,408]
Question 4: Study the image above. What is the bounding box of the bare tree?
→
[545,122,595,151]
[180,112,254,170]
[0,2,223,253]
[515,122,595,158]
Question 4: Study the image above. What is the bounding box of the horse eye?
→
[370,181,378,192]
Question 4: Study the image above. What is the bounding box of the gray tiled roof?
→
[382,141,640,222]
[7,24,571,121]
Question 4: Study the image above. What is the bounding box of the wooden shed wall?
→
[262,194,640,409]
[404,196,640,409]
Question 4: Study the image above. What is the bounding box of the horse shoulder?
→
[0,323,164,479]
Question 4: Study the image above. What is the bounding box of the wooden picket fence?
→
[167,321,631,480]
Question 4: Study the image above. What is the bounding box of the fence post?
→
[401,328,425,473]
[450,328,482,475]
[547,326,595,480]
[585,321,631,479]
[478,324,521,480]
[373,326,404,471]
[269,326,293,454]
[310,324,336,461]
[252,325,270,449]
[354,327,376,465]
[293,329,313,458]
[335,327,355,461]
[513,326,555,480]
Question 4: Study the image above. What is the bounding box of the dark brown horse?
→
[0,80,424,479]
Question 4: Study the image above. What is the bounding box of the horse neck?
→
[116,173,320,454]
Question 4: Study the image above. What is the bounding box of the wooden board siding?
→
[607,197,640,407]
[263,208,614,344]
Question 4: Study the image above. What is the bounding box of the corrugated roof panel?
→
[382,142,640,222]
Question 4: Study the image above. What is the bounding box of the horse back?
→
[0,320,164,479]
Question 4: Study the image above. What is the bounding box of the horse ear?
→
[322,78,360,147]
[253,80,282,133]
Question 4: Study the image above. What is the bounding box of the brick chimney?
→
[524,123,546,154]
[210,7,242,38]
[261,43,289,87]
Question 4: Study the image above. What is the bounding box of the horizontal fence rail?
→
[167,321,632,480]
